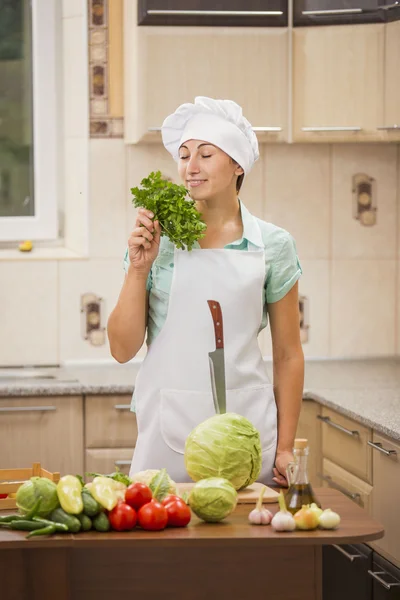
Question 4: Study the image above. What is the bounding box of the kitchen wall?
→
[0,0,399,366]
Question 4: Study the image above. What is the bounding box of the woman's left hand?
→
[272,450,294,487]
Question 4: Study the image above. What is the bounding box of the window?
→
[0,0,58,241]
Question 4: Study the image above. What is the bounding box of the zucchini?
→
[50,508,81,533]
[77,513,92,531]
[92,511,110,532]
[82,490,101,517]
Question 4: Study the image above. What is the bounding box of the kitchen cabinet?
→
[320,406,372,483]
[321,458,373,513]
[294,1,386,27]
[0,395,83,475]
[137,0,288,27]
[296,399,321,485]
[125,25,288,143]
[323,543,373,600]
[370,553,400,599]
[380,20,400,140]
[85,395,137,448]
[293,24,385,142]
[369,433,400,568]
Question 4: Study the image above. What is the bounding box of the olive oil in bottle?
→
[284,438,321,515]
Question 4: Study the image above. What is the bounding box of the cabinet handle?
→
[380,2,400,10]
[149,126,283,133]
[332,544,362,562]
[302,126,362,132]
[0,406,56,413]
[367,441,397,456]
[368,570,400,590]
[377,125,400,131]
[303,8,362,15]
[317,415,360,437]
[147,10,283,17]
[114,460,131,466]
[114,404,131,411]
[318,473,361,503]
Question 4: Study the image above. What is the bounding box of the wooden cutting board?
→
[176,481,280,504]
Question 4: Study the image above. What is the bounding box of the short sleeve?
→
[122,247,152,291]
[266,233,302,304]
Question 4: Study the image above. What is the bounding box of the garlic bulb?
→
[318,508,341,530]
[271,491,296,532]
[248,485,273,525]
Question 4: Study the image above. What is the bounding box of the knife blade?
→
[207,300,226,415]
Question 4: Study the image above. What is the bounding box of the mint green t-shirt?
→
[123,201,302,410]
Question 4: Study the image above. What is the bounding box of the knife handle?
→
[207,300,224,349]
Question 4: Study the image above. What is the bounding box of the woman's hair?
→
[236,173,244,194]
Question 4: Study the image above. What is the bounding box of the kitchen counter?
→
[0,488,384,600]
[1,357,399,440]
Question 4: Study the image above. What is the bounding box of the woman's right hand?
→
[128,208,161,275]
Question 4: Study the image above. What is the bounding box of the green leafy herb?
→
[86,469,132,487]
[149,468,171,502]
[131,171,207,251]
[75,474,85,487]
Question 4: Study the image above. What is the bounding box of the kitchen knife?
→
[207,300,226,415]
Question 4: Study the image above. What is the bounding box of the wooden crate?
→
[0,462,60,510]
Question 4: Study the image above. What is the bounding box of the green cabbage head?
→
[184,412,262,490]
[16,477,60,517]
[189,477,237,522]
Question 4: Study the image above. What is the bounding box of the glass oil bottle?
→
[284,438,321,515]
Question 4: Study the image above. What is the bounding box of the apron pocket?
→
[160,389,215,454]
[160,384,276,455]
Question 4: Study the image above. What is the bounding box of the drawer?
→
[320,407,372,483]
[320,458,373,514]
[85,395,137,448]
[85,448,133,477]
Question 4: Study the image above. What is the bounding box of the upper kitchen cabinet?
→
[125,26,288,143]
[138,0,288,27]
[293,24,385,142]
[380,20,400,140]
[294,0,387,27]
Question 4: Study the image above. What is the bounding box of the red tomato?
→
[0,494,8,499]
[125,482,153,510]
[165,499,191,528]
[161,494,183,506]
[137,499,168,531]
[108,502,137,531]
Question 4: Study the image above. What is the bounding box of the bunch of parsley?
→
[130,171,207,251]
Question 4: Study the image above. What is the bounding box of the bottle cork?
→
[294,438,308,449]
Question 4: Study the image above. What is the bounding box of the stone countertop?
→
[0,358,399,441]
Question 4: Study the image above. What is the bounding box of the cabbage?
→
[131,469,177,494]
[184,412,262,490]
[16,477,60,517]
[189,477,237,522]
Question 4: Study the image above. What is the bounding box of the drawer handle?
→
[147,10,283,16]
[367,441,397,456]
[0,406,56,413]
[317,415,360,437]
[114,460,131,466]
[149,126,283,133]
[377,125,400,131]
[114,405,131,411]
[303,8,362,15]
[368,570,400,590]
[318,473,361,503]
[302,126,362,132]
[332,544,362,562]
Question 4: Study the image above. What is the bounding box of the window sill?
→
[0,246,86,261]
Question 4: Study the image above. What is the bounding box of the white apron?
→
[129,236,278,485]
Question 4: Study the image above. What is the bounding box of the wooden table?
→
[0,488,383,600]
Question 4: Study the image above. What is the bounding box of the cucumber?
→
[82,490,101,517]
[50,508,81,533]
[77,513,92,531]
[92,511,110,532]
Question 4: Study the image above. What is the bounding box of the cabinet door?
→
[370,433,400,568]
[294,1,385,27]
[138,0,288,27]
[125,26,288,143]
[323,543,373,600]
[85,448,133,477]
[381,21,400,140]
[293,24,385,142]
[321,458,373,513]
[0,396,83,475]
[85,395,137,448]
[295,399,321,485]
[369,553,400,599]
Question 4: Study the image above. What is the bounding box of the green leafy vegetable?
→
[189,478,237,523]
[131,171,207,251]
[149,468,171,502]
[86,469,132,487]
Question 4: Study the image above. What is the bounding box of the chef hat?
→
[161,96,259,175]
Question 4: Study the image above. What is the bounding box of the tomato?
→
[161,494,182,506]
[164,499,191,528]
[108,502,137,531]
[0,494,8,499]
[125,482,153,510]
[137,499,168,531]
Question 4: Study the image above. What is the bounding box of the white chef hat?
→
[161,96,259,175]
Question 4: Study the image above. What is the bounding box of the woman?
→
[108,97,304,487]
